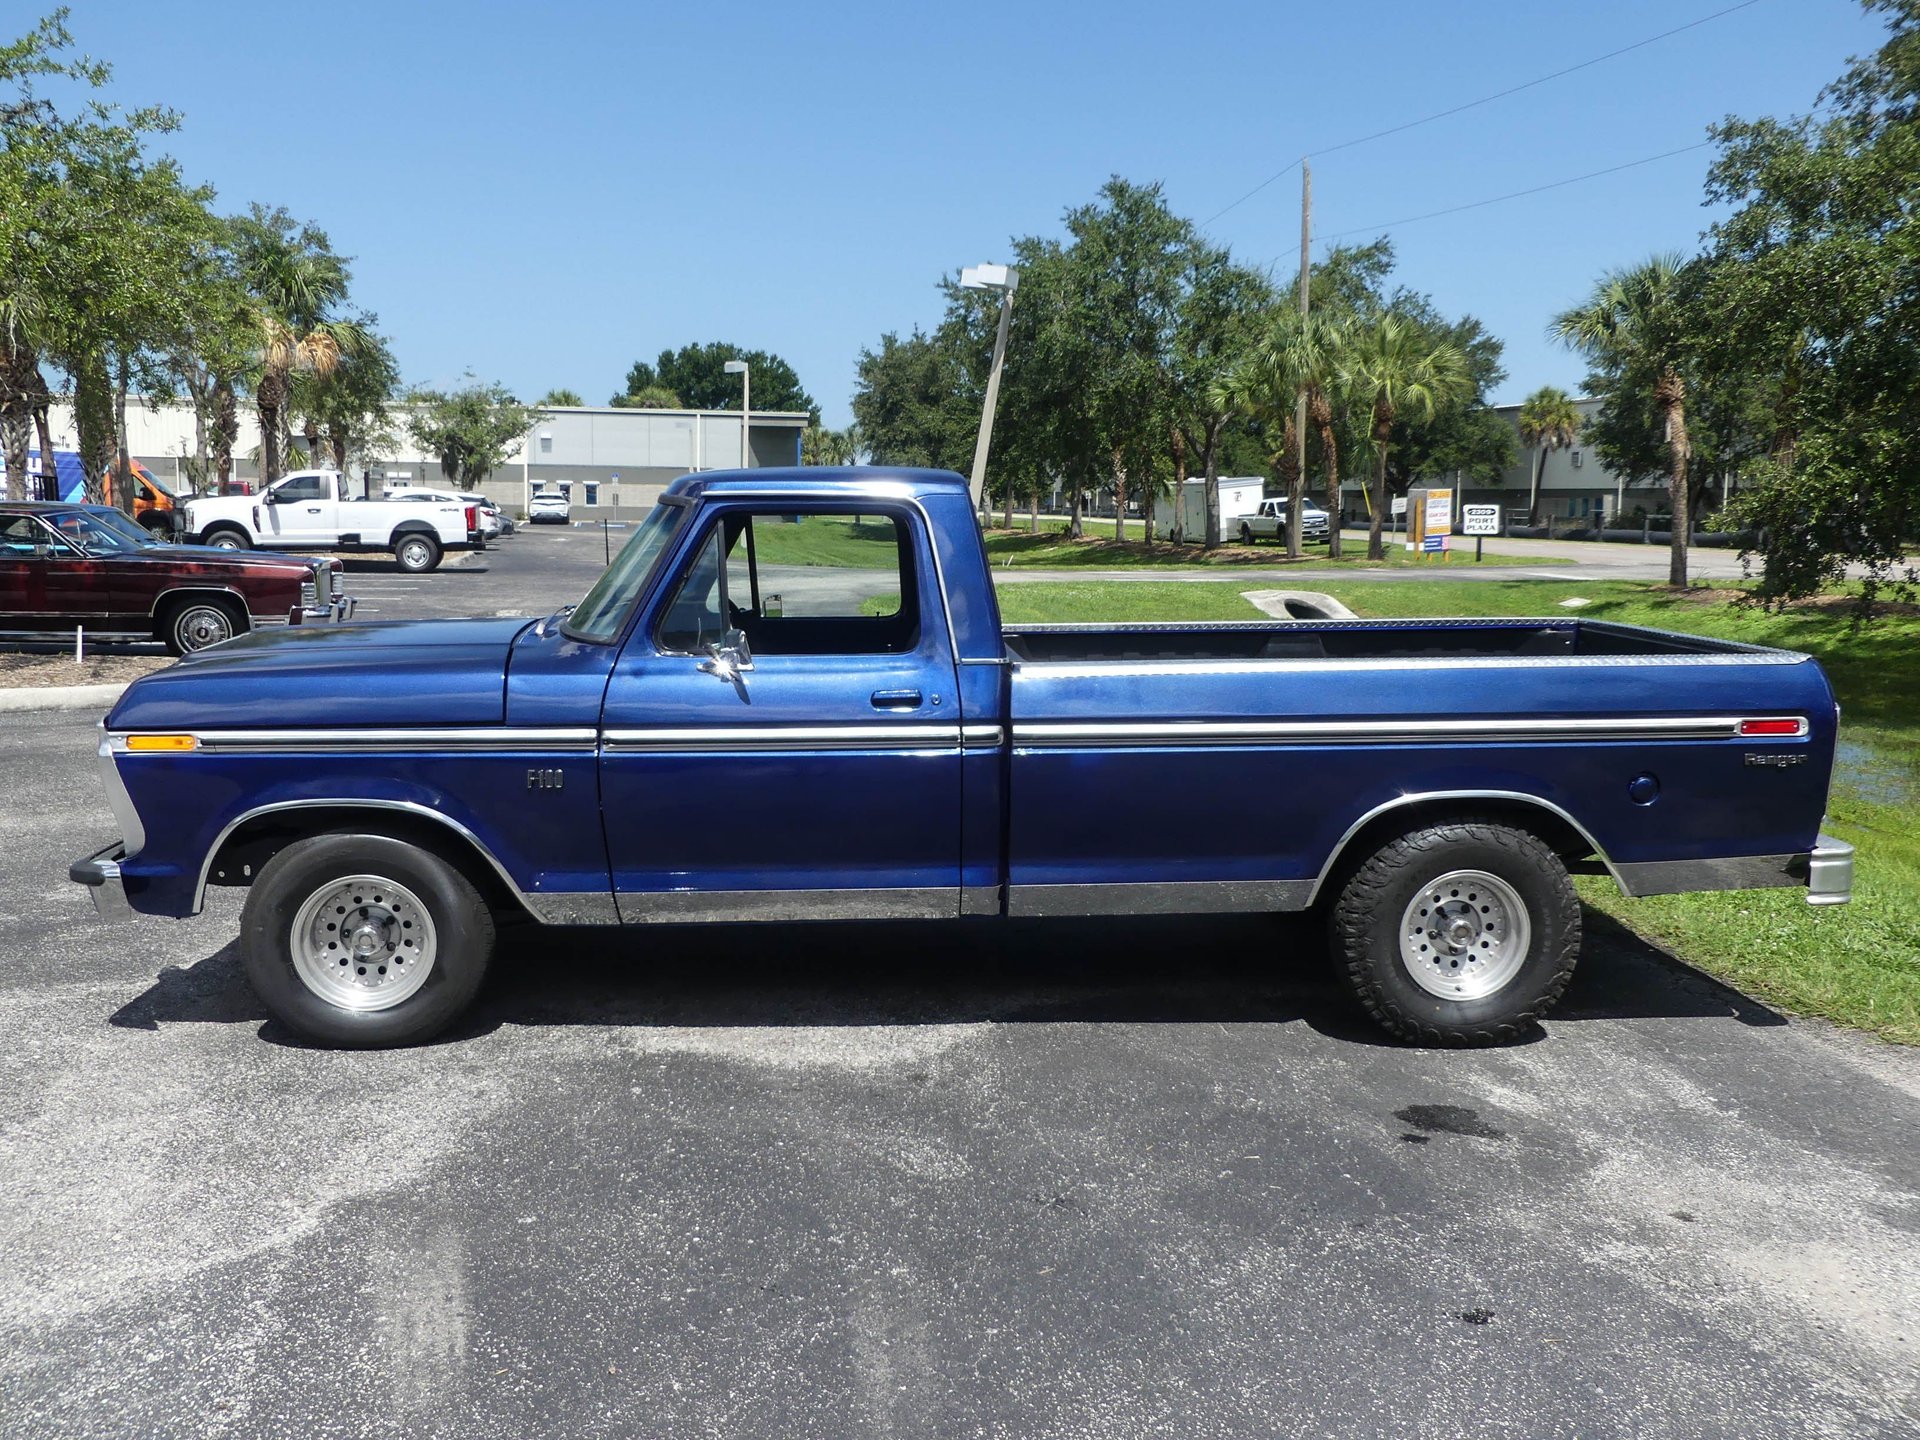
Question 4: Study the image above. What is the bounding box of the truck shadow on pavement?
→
[107,905,1786,1046]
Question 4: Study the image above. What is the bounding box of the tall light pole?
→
[960,263,1019,521]
[723,359,750,468]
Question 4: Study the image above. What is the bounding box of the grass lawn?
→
[994,575,1920,1043]
[980,521,1570,570]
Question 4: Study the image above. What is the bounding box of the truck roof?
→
[666,467,970,504]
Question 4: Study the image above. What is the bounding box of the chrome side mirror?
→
[697,628,754,686]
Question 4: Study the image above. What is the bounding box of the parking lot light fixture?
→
[723,360,750,468]
[959,264,1019,520]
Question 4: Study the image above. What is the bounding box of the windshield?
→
[141,468,180,498]
[45,509,155,554]
[562,500,688,643]
[83,506,163,548]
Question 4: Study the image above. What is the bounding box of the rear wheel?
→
[203,527,250,551]
[1329,817,1580,1046]
[162,595,245,655]
[1240,522,1254,544]
[393,532,441,573]
[241,833,494,1047]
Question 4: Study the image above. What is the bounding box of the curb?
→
[0,681,130,714]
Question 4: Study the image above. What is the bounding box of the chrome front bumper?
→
[70,843,131,922]
[286,596,357,626]
[1807,832,1855,906]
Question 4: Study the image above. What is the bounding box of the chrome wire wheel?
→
[289,873,438,1011]
[1398,868,1532,1001]
[173,602,236,652]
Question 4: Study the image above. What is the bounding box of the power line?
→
[1200,0,1765,226]
[1313,141,1715,241]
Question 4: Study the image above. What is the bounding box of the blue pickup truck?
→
[72,468,1853,1047]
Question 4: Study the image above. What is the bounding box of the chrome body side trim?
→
[960,725,1005,748]
[1614,853,1809,897]
[1807,833,1855,906]
[1007,879,1316,917]
[1013,715,1788,749]
[521,891,623,925]
[1305,790,1624,903]
[602,724,960,753]
[615,886,959,924]
[95,724,146,856]
[112,728,599,754]
[959,883,1002,917]
[1011,653,1810,677]
[194,798,533,913]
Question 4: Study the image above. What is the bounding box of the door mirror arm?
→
[696,628,754,690]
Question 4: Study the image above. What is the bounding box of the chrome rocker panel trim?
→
[615,886,959,924]
[1008,879,1315,918]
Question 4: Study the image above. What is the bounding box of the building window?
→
[539,433,553,454]
[585,481,599,506]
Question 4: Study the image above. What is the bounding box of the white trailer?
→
[1155,477,1265,542]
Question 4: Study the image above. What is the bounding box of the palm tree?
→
[1338,315,1471,561]
[1552,255,1692,585]
[1259,308,1355,557]
[1210,348,1303,548]
[232,213,364,484]
[1517,385,1582,528]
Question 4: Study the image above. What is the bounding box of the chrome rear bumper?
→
[1807,832,1855,906]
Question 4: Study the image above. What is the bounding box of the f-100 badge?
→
[527,768,565,789]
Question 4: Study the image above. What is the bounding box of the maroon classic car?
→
[0,501,352,654]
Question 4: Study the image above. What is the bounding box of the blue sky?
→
[56,0,1889,427]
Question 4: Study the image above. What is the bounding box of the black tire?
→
[393,531,442,573]
[203,526,250,551]
[1329,817,1580,1046]
[161,595,245,655]
[240,833,495,1047]
[1240,522,1254,545]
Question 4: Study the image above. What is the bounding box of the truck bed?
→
[1001,617,1776,665]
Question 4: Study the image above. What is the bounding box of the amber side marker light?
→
[1738,718,1807,737]
[124,734,199,752]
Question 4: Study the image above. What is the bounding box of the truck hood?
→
[106,617,531,731]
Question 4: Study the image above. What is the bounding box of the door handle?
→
[870,689,922,710]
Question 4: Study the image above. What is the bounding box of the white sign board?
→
[1389,496,1407,517]
[1462,504,1502,537]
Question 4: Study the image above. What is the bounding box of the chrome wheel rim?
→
[208,533,241,549]
[176,606,234,650]
[399,539,430,570]
[289,873,437,1011]
[1398,869,1531,1001]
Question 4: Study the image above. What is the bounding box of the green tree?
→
[405,376,535,488]
[538,387,583,407]
[230,205,368,484]
[298,324,398,476]
[802,422,862,466]
[617,343,816,416]
[1168,243,1272,547]
[1552,254,1696,585]
[1690,0,1920,604]
[609,384,682,409]
[1516,386,1582,526]
[1256,306,1358,556]
[851,327,977,471]
[1339,314,1471,560]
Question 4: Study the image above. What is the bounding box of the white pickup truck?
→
[183,471,483,573]
[1240,497,1332,545]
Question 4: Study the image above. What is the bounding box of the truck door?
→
[598,501,964,920]
[260,473,334,544]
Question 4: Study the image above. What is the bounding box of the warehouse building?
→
[26,399,811,520]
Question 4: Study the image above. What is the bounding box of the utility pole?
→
[1291,159,1311,557]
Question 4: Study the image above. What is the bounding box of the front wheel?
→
[393,532,442,573]
[241,833,495,1047]
[203,527,250,551]
[1329,818,1580,1046]
[1240,522,1254,545]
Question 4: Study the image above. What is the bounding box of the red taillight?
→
[1739,718,1806,737]
[465,505,478,531]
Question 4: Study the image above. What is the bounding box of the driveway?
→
[3,694,1916,1439]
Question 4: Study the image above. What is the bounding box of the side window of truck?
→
[655,508,920,657]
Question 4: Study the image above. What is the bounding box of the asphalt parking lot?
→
[4,525,1918,1438]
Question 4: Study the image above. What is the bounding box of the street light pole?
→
[723,359,750,468]
[960,263,1019,522]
